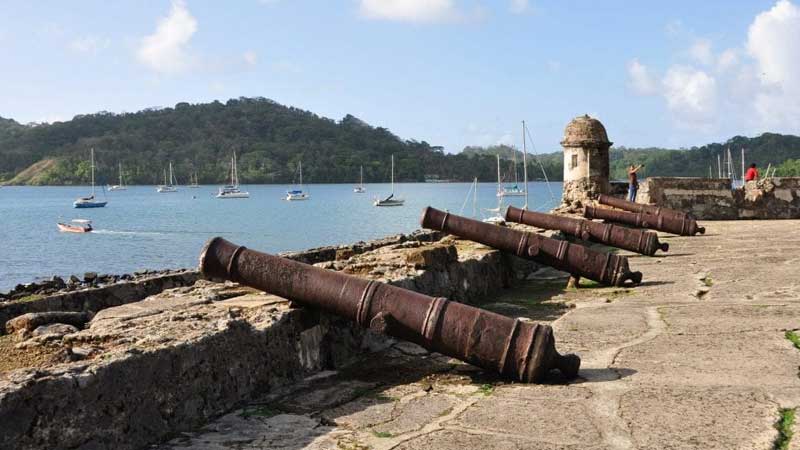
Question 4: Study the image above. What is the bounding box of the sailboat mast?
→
[360,165,364,187]
[299,161,303,187]
[90,148,95,195]
[496,154,501,194]
[390,155,395,194]
[118,162,122,186]
[472,177,477,218]
[522,120,529,210]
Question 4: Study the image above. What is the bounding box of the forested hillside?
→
[1,97,799,185]
[0,97,504,185]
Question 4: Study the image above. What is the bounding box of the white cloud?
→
[68,36,110,54]
[662,65,717,128]
[688,38,713,65]
[137,0,198,74]
[509,0,530,14]
[627,59,658,95]
[746,0,800,130]
[358,0,463,23]
[243,50,258,66]
[748,0,800,85]
[716,48,739,71]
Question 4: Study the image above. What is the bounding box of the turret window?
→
[571,154,578,169]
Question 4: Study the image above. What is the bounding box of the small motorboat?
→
[57,219,93,233]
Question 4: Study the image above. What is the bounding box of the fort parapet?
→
[637,176,800,219]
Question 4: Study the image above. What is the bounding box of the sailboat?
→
[73,148,107,208]
[108,162,126,191]
[285,161,310,201]
[216,152,249,199]
[353,165,366,193]
[157,162,178,193]
[483,155,505,223]
[497,145,526,197]
[188,172,200,188]
[374,155,404,207]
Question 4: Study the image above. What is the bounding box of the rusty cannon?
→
[596,194,705,236]
[199,237,580,383]
[584,204,705,236]
[420,207,642,287]
[504,206,669,256]
[597,193,692,218]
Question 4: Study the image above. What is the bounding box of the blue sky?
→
[1,0,798,153]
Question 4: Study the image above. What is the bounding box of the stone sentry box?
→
[561,114,612,208]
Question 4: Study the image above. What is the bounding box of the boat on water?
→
[73,148,108,208]
[497,140,528,198]
[483,155,506,224]
[57,219,92,233]
[374,155,404,207]
[157,162,178,193]
[353,165,366,193]
[216,152,249,199]
[285,161,310,201]
[188,172,200,188]
[108,162,127,191]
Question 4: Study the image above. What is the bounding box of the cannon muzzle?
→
[421,207,642,286]
[585,204,704,236]
[505,206,668,256]
[199,237,580,383]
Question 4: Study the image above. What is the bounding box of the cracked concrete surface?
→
[157,220,800,450]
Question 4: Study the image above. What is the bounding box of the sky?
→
[1,0,799,153]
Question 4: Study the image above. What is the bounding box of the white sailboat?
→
[157,162,178,193]
[188,172,200,188]
[353,165,366,193]
[108,162,126,191]
[216,152,249,199]
[73,148,107,208]
[285,161,310,201]
[483,154,505,223]
[497,143,526,198]
[374,155,404,207]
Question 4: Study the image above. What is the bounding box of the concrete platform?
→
[156,220,800,450]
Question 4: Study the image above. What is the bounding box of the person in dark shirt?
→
[744,163,758,182]
[627,164,644,202]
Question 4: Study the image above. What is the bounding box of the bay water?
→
[0,182,562,291]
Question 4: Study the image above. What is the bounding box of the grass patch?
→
[578,279,602,288]
[239,405,280,418]
[15,294,44,303]
[369,392,397,402]
[786,331,800,351]
[702,277,713,287]
[774,408,795,450]
[372,430,393,438]
[477,384,495,395]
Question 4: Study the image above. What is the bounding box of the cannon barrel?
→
[585,204,705,236]
[505,206,669,256]
[420,207,642,287]
[199,237,580,383]
[597,194,700,224]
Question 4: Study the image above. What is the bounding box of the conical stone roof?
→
[561,114,612,148]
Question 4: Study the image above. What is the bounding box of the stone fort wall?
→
[637,176,800,220]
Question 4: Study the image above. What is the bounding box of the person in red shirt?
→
[745,163,758,182]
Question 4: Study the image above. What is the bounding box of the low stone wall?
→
[0,236,541,450]
[637,176,800,220]
[0,270,200,335]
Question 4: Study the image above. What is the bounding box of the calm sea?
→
[0,182,562,291]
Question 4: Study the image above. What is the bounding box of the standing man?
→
[628,164,644,202]
[745,163,759,182]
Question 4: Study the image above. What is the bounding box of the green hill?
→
[0,97,502,185]
[1,97,799,185]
